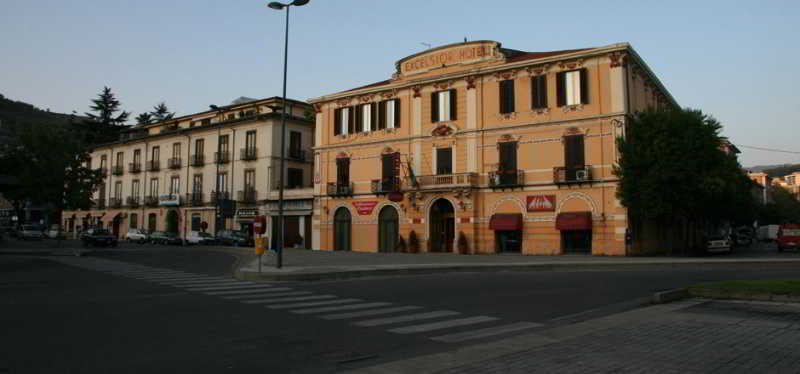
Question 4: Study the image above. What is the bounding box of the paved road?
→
[1,246,799,373]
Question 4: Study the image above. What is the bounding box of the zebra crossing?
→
[54,257,544,343]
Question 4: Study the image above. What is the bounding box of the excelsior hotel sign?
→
[398,41,499,76]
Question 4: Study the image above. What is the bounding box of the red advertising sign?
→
[352,201,379,215]
[526,195,556,212]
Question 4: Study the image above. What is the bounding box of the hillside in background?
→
[762,164,800,179]
[0,93,78,131]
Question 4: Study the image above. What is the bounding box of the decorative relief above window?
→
[465,76,478,90]
[336,98,352,108]
[562,104,584,113]
[558,59,585,71]
[497,112,518,120]
[609,52,627,68]
[432,80,454,90]
[530,107,550,116]
[412,86,422,98]
[526,64,551,76]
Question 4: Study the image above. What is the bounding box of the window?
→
[436,148,452,175]
[114,181,122,198]
[131,180,140,198]
[354,103,376,133]
[290,131,301,153]
[219,135,229,153]
[172,142,181,158]
[333,107,353,136]
[133,149,141,164]
[377,99,400,130]
[195,139,204,155]
[381,153,400,191]
[201,118,211,126]
[244,169,255,190]
[150,178,159,197]
[151,146,160,162]
[100,155,107,169]
[170,176,180,196]
[216,172,228,193]
[498,142,518,185]
[557,69,588,106]
[531,75,548,109]
[130,213,138,229]
[191,213,201,231]
[245,130,256,150]
[288,168,303,189]
[431,89,457,122]
[336,157,350,186]
[564,135,585,172]
[116,152,124,167]
[193,174,203,194]
[499,79,515,114]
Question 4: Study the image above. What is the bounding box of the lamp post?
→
[268,0,309,269]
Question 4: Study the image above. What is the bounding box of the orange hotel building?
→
[309,41,676,255]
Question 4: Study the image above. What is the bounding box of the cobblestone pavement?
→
[438,300,800,374]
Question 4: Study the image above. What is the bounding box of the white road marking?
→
[160,279,242,286]
[241,295,335,304]
[320,306,423,320]
[205,288,287,296]
[430,322,543,343]
[223,291,311,300]
[354,311,460,327]
[185,284,266,291]
[292,302,392,315]
[138,276,222,282]
[268,299,362,310]
[387,316,498,334]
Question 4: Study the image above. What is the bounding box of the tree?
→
[150,102,175,123]
[82,86,130,145]
[614,108,756,254]
[135,112,153,126]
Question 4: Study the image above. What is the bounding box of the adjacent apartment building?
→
[62,97,315,246]
[309,41,676,255]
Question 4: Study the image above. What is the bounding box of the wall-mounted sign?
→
[398,41,498,75]
[526,195,556,212]
[352,201,379,215]
[236,208,259,218]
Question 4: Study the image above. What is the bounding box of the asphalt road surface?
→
[2,247,799,373]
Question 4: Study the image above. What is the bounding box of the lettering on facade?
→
[400,43,496,75]
[526,195,556,212]
[352,201,379,215]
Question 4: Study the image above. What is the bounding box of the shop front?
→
[556,212,592,254]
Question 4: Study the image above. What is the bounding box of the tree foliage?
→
[759,185,800,224]
[135,112,153,126]
[150,102,175,123]
[81,86,130,145]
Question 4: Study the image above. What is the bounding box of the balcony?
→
[289,148,306,161]
[93,198,106,209]
[111,165,124,176]
[237,188,258,204]
[371,178,401,194]
[240,147,258,161]
[210,191,230,204]
[408,172,477,190]
[146,160,160,172]
[129,163,141,174]
[98,168,108,177]
[126,196,140,208]
[144,196,159,207]
[108,197,122,209]
[554,166,593,185]
[489,169,525,189]
[327,182,354,197]
[215,151,230,164]
[186,193,204,206]
[168,158,182,169]
[190,154,205,167]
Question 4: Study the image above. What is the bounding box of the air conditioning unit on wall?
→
[575,170,588,181]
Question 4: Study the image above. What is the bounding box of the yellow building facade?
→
[310,41,676,255]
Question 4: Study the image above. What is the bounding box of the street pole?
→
[276,5,290,269]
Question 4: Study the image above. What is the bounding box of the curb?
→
[235,259,800,282]
[688,288,800,304]
[651,288,689,304]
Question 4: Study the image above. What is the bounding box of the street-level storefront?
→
[265,198,313,250]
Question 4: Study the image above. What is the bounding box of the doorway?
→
[148,213,157,232]
[429,198,455,252]
[378,206,399,252]
[333,208,351,251]
[562,230,592,254]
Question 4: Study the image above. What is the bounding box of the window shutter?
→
[431,92,439,122]
[575,135,585,166]
[505,81,515,113]
[370,103,377,130]
[378,101,386,130]
[540,75,548,108]
[393,99,400,128]
[449,89,457,120]
[531,76,547,109]
[556,72,566,107]
[334,108,341,135]
[354,106,363,133]
[580,69,589,104]
[499,81,507,114]
[347,107,355,134]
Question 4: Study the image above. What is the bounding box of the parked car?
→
[187,231,216,245]
[80,228,118,247]
[125,229,149,244]
[216,229,253,247]
[149,231,183,245]
[17,225,45,240]
[757,225,780,242]
[732,226,753,247]
[46,225,66,239]
[705,234,731,254]
[777,224,800,252]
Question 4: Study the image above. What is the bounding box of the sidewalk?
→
[351,299,800,373]
[236,247,800,281]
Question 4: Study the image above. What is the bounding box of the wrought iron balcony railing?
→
[186,193,204,206]
[210,191,230,204]
[288,148,306,161]
[108,197,122,209]
[371,178,401,194]
[126,196,140,208]
[240,147,257,161]
[128,163,141,174]
[146,160,160,172]
[111,165,124,176]
[327,182,354,197]
[167,158,182,169]
[554,166,593,184]
[237,188,258,203]
[144,196,159,207]
[214,152,230,164]
[190,154,205,167]
[489,169,525,188]
[94,198,106,209]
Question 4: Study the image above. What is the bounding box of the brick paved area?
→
[438,300,800,374]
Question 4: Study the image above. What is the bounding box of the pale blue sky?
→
[1,0,798,167]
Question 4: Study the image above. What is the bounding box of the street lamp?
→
[268,0,309,269]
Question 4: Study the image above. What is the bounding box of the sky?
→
[1,0,798,167]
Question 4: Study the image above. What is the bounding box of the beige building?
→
[63,97,315,246]
[309,41,676,255]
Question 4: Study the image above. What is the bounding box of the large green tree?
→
[150,102,175,123]
[614,108,756,254]
[81,86,130,145]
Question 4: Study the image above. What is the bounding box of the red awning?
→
[556,212,592,230]
[489,213,523,231]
